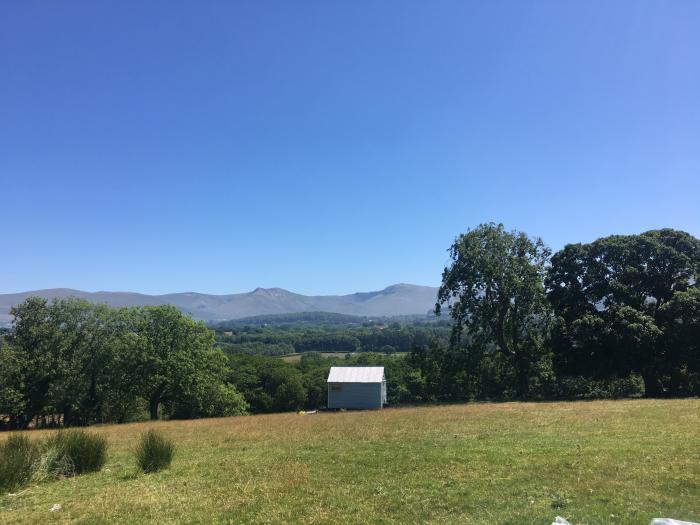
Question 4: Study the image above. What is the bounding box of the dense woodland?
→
[213,315,450,356]
[1,225,698,429]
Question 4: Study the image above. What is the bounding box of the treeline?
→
[213,311,378,328]
[434,224,700,399]
[222,225,699,402]
[214,321,451,356]
[1,225,698,429]
[0,299,247,429]
[226,352,422,412]
[227,348,646,414]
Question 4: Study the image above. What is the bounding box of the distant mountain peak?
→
[249,287,292,297]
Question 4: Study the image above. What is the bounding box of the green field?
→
[1,399,698,524]
[279,351,354,363]
[279,351,407,363]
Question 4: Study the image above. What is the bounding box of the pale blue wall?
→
[327,382,384,409]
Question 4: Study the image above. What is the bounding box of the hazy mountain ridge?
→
[0,284,439,325]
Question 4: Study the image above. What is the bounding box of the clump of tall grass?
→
[136,429,174,473]
[0,435,39,493]
[41,430,107,477]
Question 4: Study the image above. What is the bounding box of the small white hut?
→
[327,366,387,409]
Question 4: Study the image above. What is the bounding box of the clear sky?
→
[1,1,698,295]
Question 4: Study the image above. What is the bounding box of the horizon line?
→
[0,282,440,298]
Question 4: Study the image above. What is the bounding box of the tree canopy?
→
[547,228,700,395]
[2,299,246,428]
[436,223,552,396]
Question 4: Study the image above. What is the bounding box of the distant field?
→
[280,351,352,362]
[1,399,698,524]
[280,351,406,362]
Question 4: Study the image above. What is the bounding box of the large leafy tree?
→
[547,228,700,396]
[128,305,238,420]
[48,300,124,425]
[436,223,552,397]
[9,298,130,426]
[8,297,62,427]
[7,298,121,426]
[5,298,247,426]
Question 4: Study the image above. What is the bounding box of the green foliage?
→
[0,430,108,491]
[42,430,107,476]
[0,344,25,425]
[136,430,174,473]
[0,434,39,493]
[8,298,126,427]
[214,319,450,357]
[551,375,645,400]
[229,355,307,412]
[437,223,553,397]
[170,383,248,419]
[214,311,375,328]
[3,299,246,428]
[125,305,226,420]
[547,228,700,396]
[658,287,700,395]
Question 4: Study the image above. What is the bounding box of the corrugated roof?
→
[327,366,385,383]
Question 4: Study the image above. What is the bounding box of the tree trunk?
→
[517,361,530,399]
[642,370,662,398]
[149,397,160,420]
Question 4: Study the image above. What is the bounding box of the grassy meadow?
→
[279,351,407,363]
[1,399,698,524]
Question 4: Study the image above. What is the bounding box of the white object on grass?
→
[551,517,571,525]
[649,518,700,525]
[50,503,62,512]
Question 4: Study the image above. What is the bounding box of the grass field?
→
[279,351,407,362]
[279,352,354,363]
[1,399,698,524]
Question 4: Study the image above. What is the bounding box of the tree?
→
[658,287,700,395]
[0,342,25,428]
[436,223,552,397]
[46,300,122,425]
[547,229,700,396]
[9,297,63,427]
[8,298,133,426]
[227,354,307,412]
[4,298,248,425]
[129,305,233,420]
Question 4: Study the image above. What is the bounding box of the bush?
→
[136,430,174,473]
[0,434,38,492]
[170,383,248,419]
[554,375,645,400]
[42,430,107,477]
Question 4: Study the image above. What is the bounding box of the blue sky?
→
[1,1,698,295]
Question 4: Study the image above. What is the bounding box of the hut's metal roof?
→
[327,366,385,383]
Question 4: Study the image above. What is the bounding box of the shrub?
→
[0,434,38,493]
[171,383,249,419]
[136,430,174,473]
[31,445,76,481]
[42,430,107,477]
[554,375,645,400]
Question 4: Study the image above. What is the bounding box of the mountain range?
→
[0,284,439,326]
